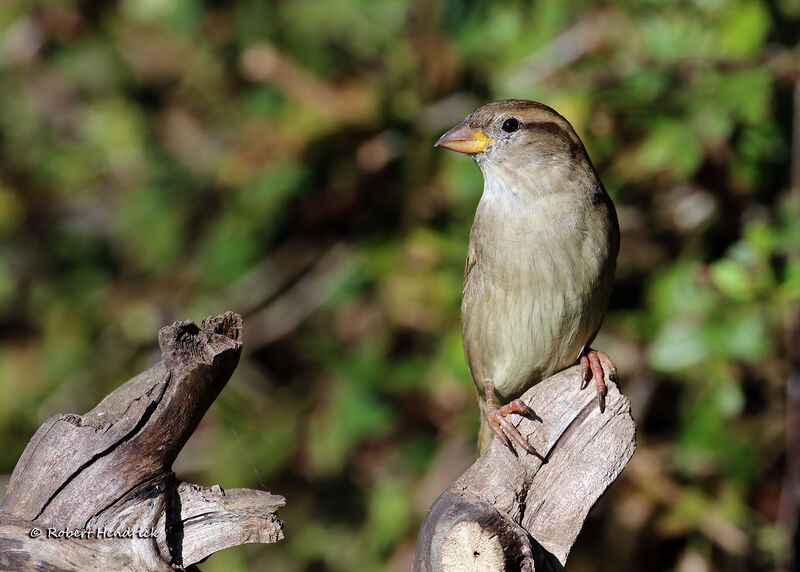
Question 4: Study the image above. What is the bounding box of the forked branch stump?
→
[414,366,636,571]
[0,310,634,571]
[0,312,284,571]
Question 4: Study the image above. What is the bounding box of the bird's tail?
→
[476,395,493,455]
[477,416,494,455]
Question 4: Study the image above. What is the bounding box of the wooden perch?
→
[0,312,284,571]
[414,365,636,571]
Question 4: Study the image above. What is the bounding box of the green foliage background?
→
[1,1,799,570]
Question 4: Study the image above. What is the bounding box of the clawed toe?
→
[486,400,544,459]
[579,348,617,413]
[483,380,544,458]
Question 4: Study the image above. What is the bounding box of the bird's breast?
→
[461,187,616,402]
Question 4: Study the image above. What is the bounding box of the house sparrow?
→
[436,100,619,455]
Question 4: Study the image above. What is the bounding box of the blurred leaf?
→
[0,184,24,234]
[81,98,148,175]
[648,319,707,372]
[714,1,770,59]
[642,11,712,63]
[710,259,753,302]
[307,380,395,476]
[704,311,770,362]
[365,479,413,553]
[194,161,305,284]
[634,120,703,180]
[114,185,185,272]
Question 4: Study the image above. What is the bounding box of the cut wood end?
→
[441,521,505,571]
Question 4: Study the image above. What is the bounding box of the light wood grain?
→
[414,365,635,571]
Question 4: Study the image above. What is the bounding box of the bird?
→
[435,99,619,456]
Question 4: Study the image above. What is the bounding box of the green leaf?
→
[715,1,770,59]
[635,120,703,180]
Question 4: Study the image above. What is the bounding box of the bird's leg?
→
[483,380,543,459]
[579,348,617,414]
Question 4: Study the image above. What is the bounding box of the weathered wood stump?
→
[0,312,284,571]
[414,366,636,571]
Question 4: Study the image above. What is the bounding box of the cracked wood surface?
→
[0,312,285,571]
[414,365,636,571]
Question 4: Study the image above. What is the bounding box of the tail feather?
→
[477,412,493,455]
[476,394,493,455]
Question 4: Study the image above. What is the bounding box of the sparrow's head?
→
[435,99,590,181]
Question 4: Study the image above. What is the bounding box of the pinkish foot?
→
[483,380,544,459]
[579,349,617,413]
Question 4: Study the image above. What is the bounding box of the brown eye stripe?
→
[522,121,583,158]
[521,121,569,137]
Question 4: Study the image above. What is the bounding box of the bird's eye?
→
[501,117,520,133]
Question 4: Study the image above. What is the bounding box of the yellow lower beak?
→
[435,121,495,154]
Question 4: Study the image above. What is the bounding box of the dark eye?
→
[501,117,520,133]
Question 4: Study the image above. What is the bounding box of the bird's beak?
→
[434,121,495,154]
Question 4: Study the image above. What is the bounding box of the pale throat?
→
[475,156,584,245]
[477,152,572,201]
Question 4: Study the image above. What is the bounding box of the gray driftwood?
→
[414,366,636,571]
[0,312,284,571]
